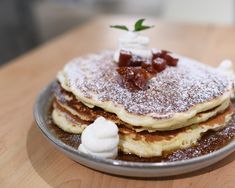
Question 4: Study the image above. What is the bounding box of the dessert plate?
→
[34,81,235,178]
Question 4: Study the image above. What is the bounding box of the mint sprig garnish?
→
[134,19,154,31]
[110,25,129,31]
[110,18,154,32]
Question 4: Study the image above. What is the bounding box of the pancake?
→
[53,81,231,132]
[57,51,233,130]
[52,100,234,157]
[119,106,234,157]
[52,108,87,134]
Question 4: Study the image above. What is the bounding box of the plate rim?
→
[34,80,235,169]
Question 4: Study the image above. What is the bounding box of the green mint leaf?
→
[134,18,154,32]
[134,18,145,31]
[110,19,154,32]
[135,25,154,31]
[110,25,129,31]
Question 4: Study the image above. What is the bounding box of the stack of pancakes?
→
[52,51,234,157]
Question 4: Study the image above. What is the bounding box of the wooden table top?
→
[1,16,235,188]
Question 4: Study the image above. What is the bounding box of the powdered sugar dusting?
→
[61,51,231,119]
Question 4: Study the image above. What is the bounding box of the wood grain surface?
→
[1,16,235,188]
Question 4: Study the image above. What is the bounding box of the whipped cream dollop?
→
[217,59,235,79]
[217,59,235,98]
[78,117,119,159]
[113,31,151,62]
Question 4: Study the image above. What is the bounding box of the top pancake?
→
[57,51,233,129]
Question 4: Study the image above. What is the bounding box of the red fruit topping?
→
[118,50,132,67]
[141,60,151,69]
[134,68,149,90]
[141,60,157,74]
[164,54,178,66]
[152,58,167,72]
[116,49,178,91]
[117,67,135,80]
[117,67,149,90]
[130,55,145,67]
[152,49,168,59]
[152,50,178,67]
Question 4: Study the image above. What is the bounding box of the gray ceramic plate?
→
[34,81,235,177]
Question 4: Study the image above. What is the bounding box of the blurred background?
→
[0,0,234,65]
